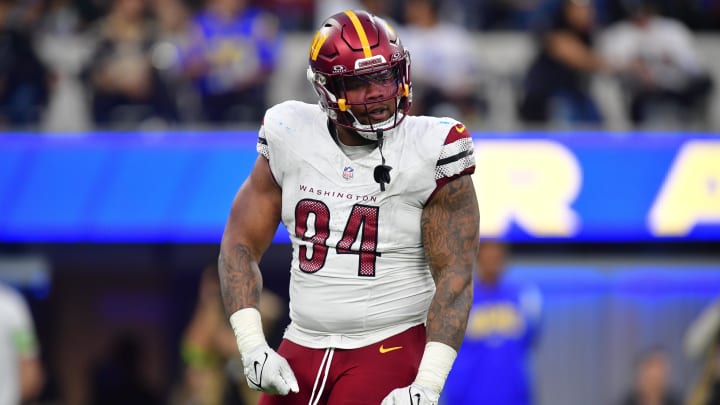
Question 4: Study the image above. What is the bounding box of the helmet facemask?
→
[309,56,411,140]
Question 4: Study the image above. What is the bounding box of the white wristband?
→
[414,341,458,394]
[229,307,268,355]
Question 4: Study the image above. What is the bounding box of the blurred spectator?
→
[599,0,714,128]
[149,0,201,123]
[464,0,554,30]
[442,241,542,405]
[0,281,45,405]
[685,297,720,405]
[39,0,87,35]
[602,0,720,31]
[315,0,399,28]
[517,0,608,128]
[171,263,285,405]
[35,0,95,132]
[358,0,399,25]
[150,0,193,64]
[619,347,682,405]
[89,332,163,405]
[182,0,282,125]
[263,0,314,31]
[399,0,487,125]
[82,0,179,129]
[314,0,362,28]
[0,0,52,129]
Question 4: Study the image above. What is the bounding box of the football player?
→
[218,10,479,405]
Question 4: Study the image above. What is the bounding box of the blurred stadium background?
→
[0,0,718,404]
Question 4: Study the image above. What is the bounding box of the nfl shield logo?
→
[342,166,354,181]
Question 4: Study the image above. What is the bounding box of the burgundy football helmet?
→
[307,10,412,139]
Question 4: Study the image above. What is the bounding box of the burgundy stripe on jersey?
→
[427,123,476,203]
[444,123,471,144]
[432,165,475,195]
[435,124,475,179]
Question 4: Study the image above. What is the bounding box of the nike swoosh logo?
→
[248,352,269,389]
[379,344,403,354]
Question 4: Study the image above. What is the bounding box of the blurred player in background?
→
[173,264,284,405]
[218,9,479,405]
[619,347,681,405]
[0,281,45,405]
[443,241,542,405]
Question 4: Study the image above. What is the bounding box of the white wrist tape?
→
[229,308,268,355]
[414,341,458,394]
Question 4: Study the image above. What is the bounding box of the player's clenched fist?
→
[241,344,299,395]
[380,384,440,405]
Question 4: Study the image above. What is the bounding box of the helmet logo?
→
[342,166,354,181]
[355,55,387,70]
[332,65,346,73]
[309,31,328,61]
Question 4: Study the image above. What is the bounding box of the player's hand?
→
[241,344,299,395]
[380,383,440,405]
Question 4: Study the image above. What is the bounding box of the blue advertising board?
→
[0,131,718,242]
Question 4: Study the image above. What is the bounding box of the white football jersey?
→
[257,101,475,349]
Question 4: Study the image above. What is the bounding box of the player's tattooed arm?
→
[421,174,480,350]
[218,156,282,315]
[219,244,263,313]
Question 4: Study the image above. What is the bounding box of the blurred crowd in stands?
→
[0,0,717,132]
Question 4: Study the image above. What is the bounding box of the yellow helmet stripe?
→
[344,10,373,58]
[309,30,328,61]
